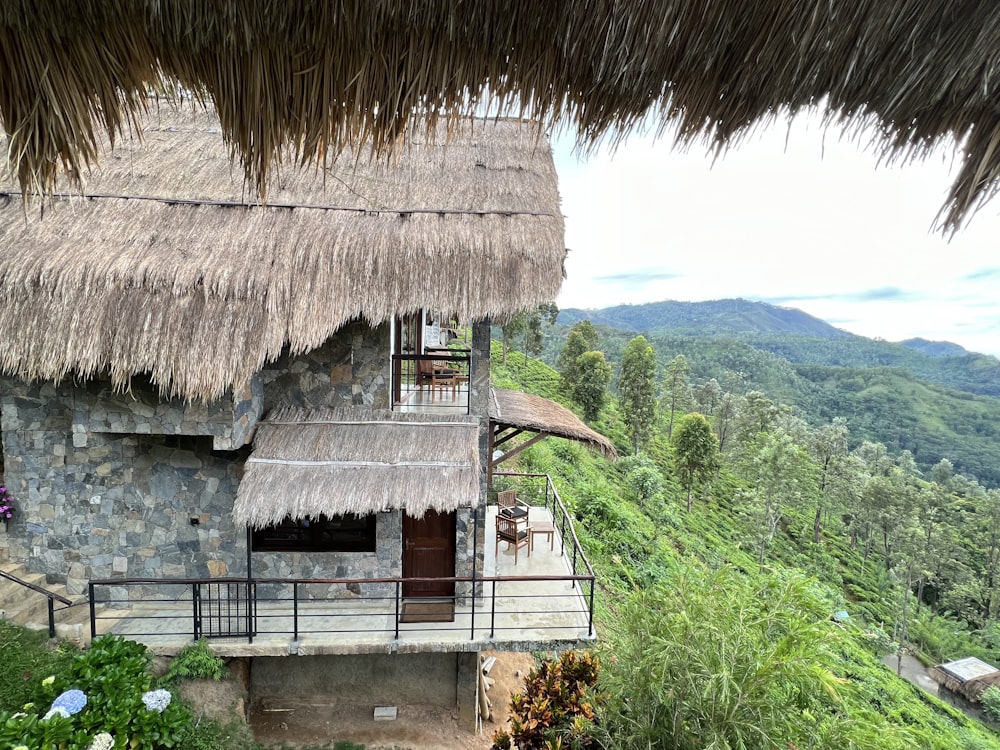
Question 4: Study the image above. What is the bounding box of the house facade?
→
[0,101,610,729]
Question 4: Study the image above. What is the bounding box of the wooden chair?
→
[495,514,530,564]
[497,489,529,526]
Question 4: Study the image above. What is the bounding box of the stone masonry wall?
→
[0,320,477,597]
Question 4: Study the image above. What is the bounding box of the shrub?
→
[161,638,228,684]
[0,635,190,750]
[492,650,602,750]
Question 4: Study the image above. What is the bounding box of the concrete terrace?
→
[92,506,595,657]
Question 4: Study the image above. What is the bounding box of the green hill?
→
[546,299,1000,486]
[490,346,1000,750]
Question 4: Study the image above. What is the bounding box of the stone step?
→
[0,562,121,645]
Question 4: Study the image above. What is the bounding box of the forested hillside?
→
[538,299,1000,486]
[490,340,1000,750]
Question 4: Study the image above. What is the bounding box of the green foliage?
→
[573,350,612,422]
[0,633,197,750]
[492,651,601,750]
[618,335,657,453]
[0,620,77,713]
[558,321,601,393]
[979,687,1000,725]
[617,454,663,505]
[495,342,1000,750]
[670,412,719,512]
[161,638,228,684]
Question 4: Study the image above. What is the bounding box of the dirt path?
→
[249,651,535,749]
[881,652,939,696]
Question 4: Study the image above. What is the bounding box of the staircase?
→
[0,561,96,645]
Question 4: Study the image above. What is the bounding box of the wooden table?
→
[529,521,555,554]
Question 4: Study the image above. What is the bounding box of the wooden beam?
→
[490,432,549,470]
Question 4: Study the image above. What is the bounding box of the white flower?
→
[43,706,70,721]
[141,688,172,713]
[87,732,115,750]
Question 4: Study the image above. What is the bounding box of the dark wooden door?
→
[402,510,456,598]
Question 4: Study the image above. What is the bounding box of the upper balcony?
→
[391,351,471,414]
[86,473,595,657]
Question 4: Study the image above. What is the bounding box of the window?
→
[251,513,377,552]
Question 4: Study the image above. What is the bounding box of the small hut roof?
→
[489,388,617,459]
[3,3,1000,230]
[232,407,481,528]
[0,104,564,401]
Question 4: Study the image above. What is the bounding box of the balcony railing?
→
[391,351,471,413]
[86,473,596,651]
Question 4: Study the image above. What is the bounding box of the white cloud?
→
[553,113,1000,356]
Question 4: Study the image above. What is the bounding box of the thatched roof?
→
[0,104,564,401]
[929,657,1000,703]
[489,388,617,460]
[233,407,481,528]
[3,3,1000,230]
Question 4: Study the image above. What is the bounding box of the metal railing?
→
[0,568,75,638]
[87,572,594,645]
[85,472,597,646]
[391,352,472,413]
[491,471,597,592]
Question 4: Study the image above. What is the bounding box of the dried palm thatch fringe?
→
[0,105,564,402]
[490,388,618,460]
[233,407,481,528]
[2,2,1000,231]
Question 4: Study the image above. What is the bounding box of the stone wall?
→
[261,320,390,410]
[0,323,392,588]
[0,378,246,594]
[0,320,482,599]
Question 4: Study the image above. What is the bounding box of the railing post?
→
[293,582,299,641]
[572,545,578,589]
[88,582,97,642]
[47,597,56,639]
[489,580,497,638]
[588,579,595,637]
[394,581,401,639]
[469,577,477,640]
[192,583,201,640]
[247,582,255,645]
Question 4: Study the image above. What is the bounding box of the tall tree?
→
[742,428,818,566]
[573,350,612,422]
[809,418,850,543]
[618,335,658,454]
[501,302,558,366]
[661,354,692,438]
[557,320,599,393]
[670,412,719,512]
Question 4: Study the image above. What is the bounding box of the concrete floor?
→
[95,506,596,656]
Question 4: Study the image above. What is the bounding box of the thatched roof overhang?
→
[0,106,565,402]
[488,388,617,479]
[3,3,1000,230]
[233,407,481,528]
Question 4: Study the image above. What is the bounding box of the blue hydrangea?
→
[51,688,87,716]
[141,688,172,713]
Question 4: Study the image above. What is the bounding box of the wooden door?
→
[402,510,456,598]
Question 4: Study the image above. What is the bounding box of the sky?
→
[550,112,1000,358]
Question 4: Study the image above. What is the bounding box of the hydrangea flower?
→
[14,745,29,750]
[141,688,172,713]
[87,732,115,750]
[42,706,69,721]
[41,675,55,687]
[51,688,87,715]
